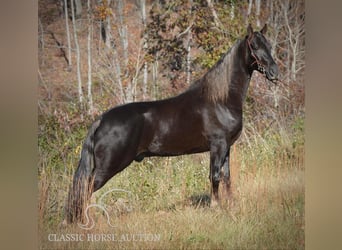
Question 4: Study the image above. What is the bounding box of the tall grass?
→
[38,99,304,249]
[38,1,305,246]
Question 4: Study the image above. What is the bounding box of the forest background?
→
[38,0,305,249]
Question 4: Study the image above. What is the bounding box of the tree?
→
[146,0,245,90]
[74,0,83,18]
[95,0,147,103]
[87,0,94,113]
[282,0,305,82]
[116,0,131,101]
[268,0,305,83]
[139,0,148,99]
[247,0,261,27]
[64,0,72,69]
[70,0,83,106]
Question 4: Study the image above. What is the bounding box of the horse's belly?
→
[147,130,209,156]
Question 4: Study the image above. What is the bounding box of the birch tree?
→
[116,0,128,70]
[206,0,221,27]
[70,0,83,105]
[74,0,83,18]
[268,0,305,83]
[282,0,305,82]
[140,0,148,100]
[38,18,45,66]
[116,0,132,102]
[247,0,261,27]
[64,0,72,69]
[186,0,193,86]
[87,0,93,113]
[255,0,261,27]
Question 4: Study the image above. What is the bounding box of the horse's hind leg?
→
[221,147,232,202]
[92,155,135,192]
[91,121,143,192]
[209,139,228,207]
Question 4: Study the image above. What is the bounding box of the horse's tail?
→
[66,118,101,223]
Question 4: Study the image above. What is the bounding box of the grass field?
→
[38,105,304,249]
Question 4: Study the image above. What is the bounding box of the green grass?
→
[38,110,304,249]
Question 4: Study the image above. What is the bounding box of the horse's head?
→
[246,24,279,83]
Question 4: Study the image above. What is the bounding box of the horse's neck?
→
[226,40,252,110]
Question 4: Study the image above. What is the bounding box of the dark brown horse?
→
[66,24,278,223]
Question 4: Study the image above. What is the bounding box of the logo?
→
[50,188,161,243]
[78,188,133,230]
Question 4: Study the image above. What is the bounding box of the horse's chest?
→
[208,106,243,143]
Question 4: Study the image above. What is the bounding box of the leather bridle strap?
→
[246,33,279,84]
[246,34,266,74]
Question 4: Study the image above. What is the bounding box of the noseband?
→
[246,34,266,75]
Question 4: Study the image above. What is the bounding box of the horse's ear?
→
[247,24,253,38]
[260,23,267,35]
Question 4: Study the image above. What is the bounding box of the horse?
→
[66,24,279,223]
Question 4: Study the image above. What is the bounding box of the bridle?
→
[246,33,267,75]
[246,33,278,84]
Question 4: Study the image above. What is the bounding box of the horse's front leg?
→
[221,147,232,202]
[209,139,228,208]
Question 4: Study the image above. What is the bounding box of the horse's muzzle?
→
[266,64,279,83]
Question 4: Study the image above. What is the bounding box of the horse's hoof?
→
[210,199,219,208]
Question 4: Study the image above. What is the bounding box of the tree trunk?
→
[87,0,93,113]
[74,0,83,18]
[117,0,128,70]
[64,0,72,69]
[247,0,253,16]
[71,0,83,106]
[186,0,192,86]
[256,0,261,27]
[113,49,125,103]
[152,59,159,100]
[116,0,131,102]
[206,0,221,27]
[104,0,112,49]
[38,18,45,66]
[230,1,235,20]
[140,0,148,100]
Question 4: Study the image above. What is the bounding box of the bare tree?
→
[247,0,253,16]
[38,18,45,66]
[247,0,261,27]
[117,0,131,102]
[186,0,193,86]
[140,0,148,100]
[71,0,83,105]
[87,0,94,113]
[64,0,72,69]
[96,0,132,104]
[230,1,235,20]
[268,0,305,83]
[206,0,221,27]
[105,0,113,49]
[117,0,129,70]
[256,0,261,27]
[152,59,159,100]
[74,0,83,18]
[282,0,305,82]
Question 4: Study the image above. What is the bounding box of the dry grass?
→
[38,2,304,248]
[38,118,304,249]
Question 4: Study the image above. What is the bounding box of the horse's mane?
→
[194,39,242,103]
